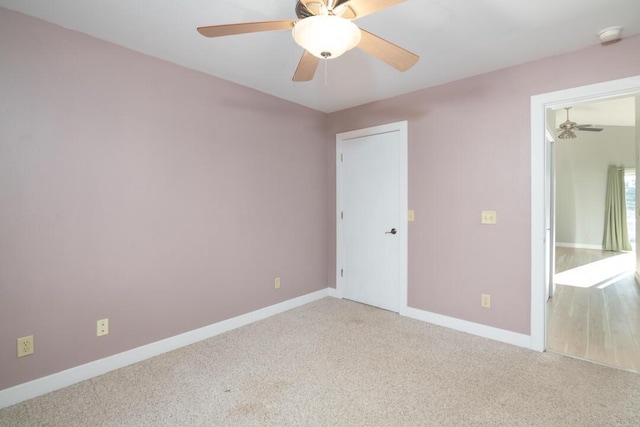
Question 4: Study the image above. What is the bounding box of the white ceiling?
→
[2,0,640,113]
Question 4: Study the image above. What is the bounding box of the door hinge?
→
[341,269,343,277]
[341,211,344,219]
[340,153,343,162]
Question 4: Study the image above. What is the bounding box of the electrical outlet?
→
[274,277,281,289]
[481,294,491,308]
[97,318,109,337]
[17,335,34,358]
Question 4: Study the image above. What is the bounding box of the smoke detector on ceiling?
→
[597,26,622,43]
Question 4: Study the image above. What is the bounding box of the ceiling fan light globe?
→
[558,129,577,140]
[293,15,361,59]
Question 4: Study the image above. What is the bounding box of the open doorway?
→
[530,75,640,355]
[545,97,639,372]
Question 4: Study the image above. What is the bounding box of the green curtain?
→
[603,165,632,252]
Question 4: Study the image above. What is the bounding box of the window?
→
[624,169,636,248]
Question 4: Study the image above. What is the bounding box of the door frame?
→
[530,75,640,352]
[336,121,408,312]
[544,118,556,302]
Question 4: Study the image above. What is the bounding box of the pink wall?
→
[0,9,329,390]
[3,5,640,393]
[326,35,640,335]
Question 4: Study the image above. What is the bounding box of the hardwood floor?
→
[547,247,640,372]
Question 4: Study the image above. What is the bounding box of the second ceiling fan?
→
[197,0,419,82]
[556,107,603,139]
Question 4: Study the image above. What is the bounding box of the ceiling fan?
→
[556,107,603,139]
[197,0,419,82]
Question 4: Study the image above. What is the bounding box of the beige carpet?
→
[1,297,639,426]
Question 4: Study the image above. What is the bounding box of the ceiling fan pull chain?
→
[324,57,328,86]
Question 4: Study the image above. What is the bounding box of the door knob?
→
[385,228,397,235]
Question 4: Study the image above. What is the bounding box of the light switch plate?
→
[481,294,491,308]
[481,210,497,224]
[408,210,415,222]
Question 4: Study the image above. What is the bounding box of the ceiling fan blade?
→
[577,127,603,132]
[337,0,406,20]
[357,29,418,71]
[197,20,297,38]
[292,50,321,81]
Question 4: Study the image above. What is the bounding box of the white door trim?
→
[336,121,408,312]
[530,75,640,352]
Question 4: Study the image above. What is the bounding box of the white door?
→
[337,122,407,312]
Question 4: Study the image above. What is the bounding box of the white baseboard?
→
[400,306,533,350]
[0,288,329,409]
[556,242,603,250]
[325,292,532,350]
